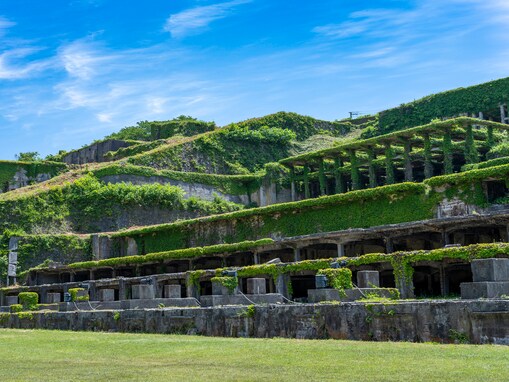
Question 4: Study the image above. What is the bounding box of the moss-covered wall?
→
[376,77,509,135]
[0,161,67,193]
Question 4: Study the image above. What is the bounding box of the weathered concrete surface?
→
[1,300,508,344]
[308,288,398,303]
[461,282,509,299]
[472,258,509,282]
[200,293,283,307]
[63,140,133,165]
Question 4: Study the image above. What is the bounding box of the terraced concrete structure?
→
[2,78,509,343]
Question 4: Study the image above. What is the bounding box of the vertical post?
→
[290,167,296,202]
[487,126,494,148]
[367,147,377,188]
[348,149,361,190]
[253,252,260,265]
[318,159,326,196]
[442,128,453,174]
[500,103,507,124]
[384,142,395,185]
[337,242,345,258]
[293,248,301,262]
[303,164,310,199]
[423,132,433,179]
[464,124,479,164]
[385,237,394,253]
[334,157,345,194]
[403,140,413,182]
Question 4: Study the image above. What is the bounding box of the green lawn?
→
[1,329,508,381]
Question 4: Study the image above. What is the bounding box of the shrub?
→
[10,304,22,313]
[18,292,38,311]
[68,288,89,302]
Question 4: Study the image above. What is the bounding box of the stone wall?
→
[63,140,134,165]
[0,300,508,344]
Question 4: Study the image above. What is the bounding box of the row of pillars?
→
[291,120,491,199]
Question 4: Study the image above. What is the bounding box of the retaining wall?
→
[1,300,508,344]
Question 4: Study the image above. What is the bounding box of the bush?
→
[68,288,89,302]
[18,292,38,310]
[10,304,22,313]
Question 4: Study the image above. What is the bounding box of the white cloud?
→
[0,48,55,79]
[0,16,15,37]
[59,40,115,80]
[164,0,251,38]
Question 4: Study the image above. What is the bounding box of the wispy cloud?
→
[58,39,116,80]
[0,16,15,37]
[164,0,251,38]
[0,47,55,79]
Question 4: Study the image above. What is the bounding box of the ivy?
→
[316,268,353,295]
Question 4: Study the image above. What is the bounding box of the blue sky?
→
[0,0,508,159]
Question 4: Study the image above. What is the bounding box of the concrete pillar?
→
[357,271,380,288]
[337,242,345,258]
[500,103,507,124]
[185,273,200,299]
[318,159,326,196]
[253,252,260,265]
[367,148,377,188]
[152,276,163,298]
[164,285,182,298]
[334,157,345,194]
[384,142,395,185]
[385,237,394,253]
[132,284,155,300]
[348,149,361,190]
[88,282,97,302]
[98,289,115,302]
[442,231,451,246]
[423,132,433,179]
[479,111,484,120]
[403,141,413,182]
[442,128,453,175]
[293,248,301,262]
[303,164,310,199]
[247,278,267,294]
[118,278,128,301]
[275,274,291,299]
[290,180,296,202]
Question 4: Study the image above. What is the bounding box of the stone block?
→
[131,284,155,300]
[357,271,380,288]
[46,293,61,304]
[247,278,266,294]
[5,296,18,306]
[98,289,115,302]
[200,293,283,307]
[212,282,238,296]
[164,285,182,299]
[308,288,398,303]
[461,281,509,299]
[472,259,509,282]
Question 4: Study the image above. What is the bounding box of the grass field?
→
[0,329,508,381]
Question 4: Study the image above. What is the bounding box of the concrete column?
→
[403,141,413,182]
[384,142,395,185]
[423,132,433,179]
[442,128,453,175]
[500,103,507,124]
[385,237,394,253]
[334,157,345,194]
[318,159,326,196]
[367,148,377,188]
[185,273,200,299]
[337,242,345,258]
[303,164,310,199]
[348,149,361,190]
[442,231,451,246]
[293,248,301,262]
[464,124,479,164]
[290,181,296,202]
[253,252,260,265]
[118,277,128,301]
[275,274,291,299]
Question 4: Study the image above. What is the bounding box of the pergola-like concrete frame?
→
[280,117,509,199]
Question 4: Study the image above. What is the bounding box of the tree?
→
[15,152,41,162]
